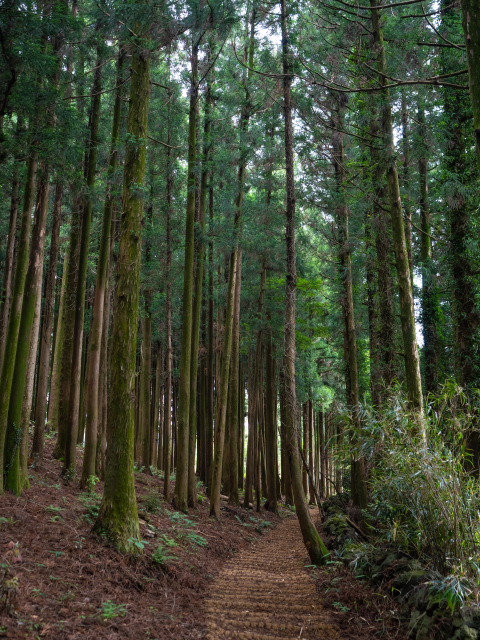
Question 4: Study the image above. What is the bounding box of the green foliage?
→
[86,475,99,493]
[178,531,207,547]
[100,600,127,620]
[141,492,162,514]
[349,383,480,580]
[126,538,149,552]
[152,544,176,566]
[159,535,176,547]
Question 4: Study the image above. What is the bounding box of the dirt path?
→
[205,513,341,639]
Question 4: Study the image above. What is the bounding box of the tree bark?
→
[265,330,277,512]
[19,269,42,488]
[0,141,21,373]
[418,102,439,394]
[163,116,173,502]
[31,182,62,462]
[461,0,480,169]
[93,26,150,552]
[47,246,68,434]
[0,148,37,488]
[370,0,424,422]
[4,163,49,494]
[81,47,124,487]
[139,290,152,468]
[155,342,163,470]
[187,64,213,506]
[331,104,368,511]
[210,250,238,518]
[280,0,329,565]
[63,53,102,477]
[175,39,198,513]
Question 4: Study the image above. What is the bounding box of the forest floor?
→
[0,434,406,639]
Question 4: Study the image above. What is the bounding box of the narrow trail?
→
[205,511,341,639]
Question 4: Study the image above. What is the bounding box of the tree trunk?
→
[461,0,480,169]
[164,120,173,502]
[0,149,37,488]
[369,101,396,393]
[0,150,21,373]
[418,102,439,394]
[308,400,315,504]
[227,251,242,505]
[155,342,163,470]
[140,290,152,468]
[370,0,424,421]
[332,105,368,511]
[265,330,277,512]
[206,185,214,495]
[401,90,414,289]
[19,271,42,488]
[210,251,238,518]
[81,47,124,486]
[63,54,102,477]
[4,163,49,494]
[93,27,150,552]
[47,247,68,434]
[302,403,308,496]
[32,182,62,462]
[175,39,198,513]
[280,0,329,565]
[187,64,212,506]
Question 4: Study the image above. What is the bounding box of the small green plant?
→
[0,542,21,613]
[333,601,350,612]
[134,464,145,474]
[142,492,162,513]
[429,576,473,612]
[160,535,177,547]
[86,475,99,493]
[126,538,149,551]
[100,600,127,620]
[44,505,64,513]
[152,544,176,565]
[180,531,207,547]
[0,517,17,527]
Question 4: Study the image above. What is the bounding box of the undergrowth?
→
[338,381,480,601]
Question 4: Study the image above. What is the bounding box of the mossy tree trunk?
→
[0,120,22,373]
[19,270,42,489]
[93,27,150,552]
[280,0,329,565]
[0,149,37,489]
[4,163,50,494]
